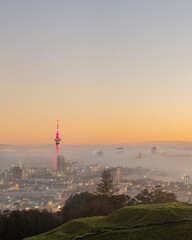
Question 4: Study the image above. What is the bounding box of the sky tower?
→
[55,119,61,155]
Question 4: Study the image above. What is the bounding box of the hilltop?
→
[25,203,192,240]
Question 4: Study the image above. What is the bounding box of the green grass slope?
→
[25,203,192,240]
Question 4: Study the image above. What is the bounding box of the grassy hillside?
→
[25,203,192,240]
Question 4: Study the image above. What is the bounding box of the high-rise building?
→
[115,167,123,182]
[111,167,123,182]
[87,164,100,176]
[10,166,25,180]
[184,175,190,185]
[57,155,65,172]
[151,146,158,154]
[57,155,73,173]
[55,118,61,156]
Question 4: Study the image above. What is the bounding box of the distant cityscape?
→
[0,121,191,212]
[0,163,191,212]
[0,160,191,212]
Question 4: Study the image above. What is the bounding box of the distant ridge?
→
[142,140,192,147]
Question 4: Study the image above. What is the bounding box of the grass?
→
[24,203,192,240]
[89,222,192,240]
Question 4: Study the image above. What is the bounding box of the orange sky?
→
[1,1,192,145]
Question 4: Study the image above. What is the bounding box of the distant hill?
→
[143,140,192,147]
[25,203,192,240]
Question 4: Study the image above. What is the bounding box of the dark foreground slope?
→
[25,203,192,240]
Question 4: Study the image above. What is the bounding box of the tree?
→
[0,209,61,240]
[135,189,152,204]
[96,169,118,196]
[62,192,93,222]
[62,192,133,222]
[151,185,177,203]
[135,186,177,204]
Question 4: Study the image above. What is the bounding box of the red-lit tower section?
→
[55,119,61,155]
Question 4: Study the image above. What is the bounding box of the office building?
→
[57,155,65,172]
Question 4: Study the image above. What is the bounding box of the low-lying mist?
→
[1,141,192,181]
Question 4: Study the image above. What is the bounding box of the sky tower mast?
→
[55,118,61,155]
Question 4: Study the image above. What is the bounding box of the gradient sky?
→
[1,0,192,145]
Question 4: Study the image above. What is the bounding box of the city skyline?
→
[1,1,192,145]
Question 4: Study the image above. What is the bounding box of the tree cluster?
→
[62,192,132,222]
[0,209,61,240]
[135,185,177,204]
[62,170,177,222]
[0,170,178,240]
